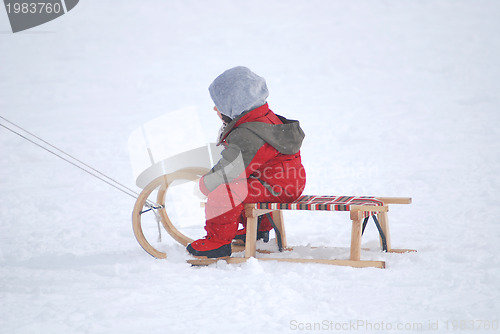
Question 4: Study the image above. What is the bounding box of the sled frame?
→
[237,197,414,269]
[189,197,414,268]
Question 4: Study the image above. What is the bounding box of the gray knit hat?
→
[209,66,269,119]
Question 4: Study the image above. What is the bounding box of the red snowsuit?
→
[199,103,306,242]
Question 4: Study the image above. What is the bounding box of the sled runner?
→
[132,168,415,268]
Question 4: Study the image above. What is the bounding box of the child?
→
[187,66,306,258]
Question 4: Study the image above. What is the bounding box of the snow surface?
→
[1,1,500,333]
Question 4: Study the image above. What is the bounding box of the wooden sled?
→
[132,169,415,268]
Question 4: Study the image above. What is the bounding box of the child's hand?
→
[193,180,208,200]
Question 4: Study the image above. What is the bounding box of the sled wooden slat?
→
[377,197,412,205]
[349,204,388,213]
[272,209,286,249]
[350,210,363,261]
[187,257,386,269]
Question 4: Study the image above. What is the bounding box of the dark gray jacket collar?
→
[218,113,305,155]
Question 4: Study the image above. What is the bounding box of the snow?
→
[1,0,500,333]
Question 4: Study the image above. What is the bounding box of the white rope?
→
[0,115,159,207]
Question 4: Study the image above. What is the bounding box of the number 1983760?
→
[444,319,498,331]
[5,2,62,14]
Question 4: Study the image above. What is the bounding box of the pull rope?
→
[0,115,159,208]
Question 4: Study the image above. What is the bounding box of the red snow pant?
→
[204,176,306,242]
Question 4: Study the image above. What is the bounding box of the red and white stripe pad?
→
[255,195,384,213]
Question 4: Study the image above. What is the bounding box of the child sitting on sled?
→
[187,66,306,258]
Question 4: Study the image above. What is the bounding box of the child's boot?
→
[187,237,232,258]
[233,228,270,243]
[233,215,273,243]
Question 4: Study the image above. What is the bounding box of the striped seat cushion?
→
[255,195,384,212]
